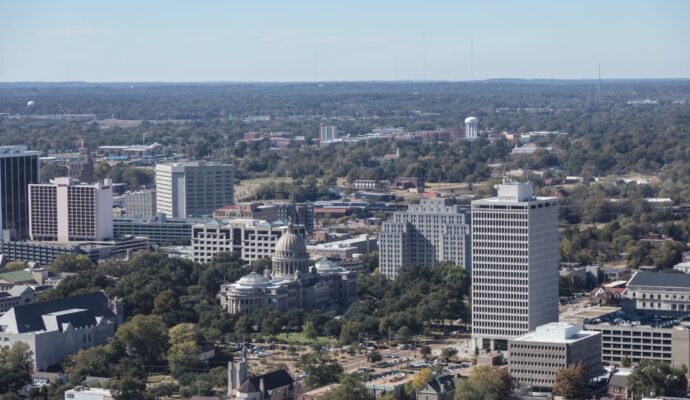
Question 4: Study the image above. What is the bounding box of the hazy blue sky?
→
[1,0,689,82]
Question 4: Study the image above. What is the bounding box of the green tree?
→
[419,345,431,359]
[297,350,344,389]
[303,320,318,340]
[367,350,382,364]
[441,347,458,362]
[340,320,361,345]
[404,367,432,398]
[168,341,202,378]
[65,347,112,385]
[620,356,632,368]
[48,254,94,274]
[0,342,33,394]
[455,365,512,400]
[320,373,372,400]
[115,315,168,363]
[168,323,201,346]
[1,261,27,272]
[553,363,587,399]
[629,359,688,398]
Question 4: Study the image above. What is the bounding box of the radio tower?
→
[595,63,602,105]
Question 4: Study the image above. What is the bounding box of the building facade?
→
[379,198,471,279]
[155,161,234,218]
[113,214,205,245]
[0,292,123,369]
[0,237,149,265]
[29,177,113,242]
[218,228,357,315]
[509,323,602,392]
[192,219,306,264]
[622,271,690,314]
[123,189,156,218]
[472,182,559,350]
[0,146,41,240]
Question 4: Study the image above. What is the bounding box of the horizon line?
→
[1,77,690,85]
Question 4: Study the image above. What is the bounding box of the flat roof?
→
[512,329,600,344]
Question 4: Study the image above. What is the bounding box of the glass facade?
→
[1,154,40,240]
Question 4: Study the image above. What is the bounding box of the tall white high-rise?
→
[464,116,479,140]
[379,198,471,279]
[29,177,113,242]
[155,161,234,218]
[471,182,559,350]
[319,124,338,145]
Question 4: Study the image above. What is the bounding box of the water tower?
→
[464,116,478,140]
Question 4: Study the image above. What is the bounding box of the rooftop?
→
[512,322,600,344]
[627,271,690,289]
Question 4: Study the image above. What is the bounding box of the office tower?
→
[70,140,94,183]
[471,182,559,350]
[319,124,338,145]
[155,161,234,218]
[0,146,41,241]
[464,116,478,140]
[379,198,471,279]
[123,189,156,218]
[28,177,113,242]
[509,323,602,392]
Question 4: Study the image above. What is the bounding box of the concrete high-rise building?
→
[509,322,602,392]
[464,116,478,140]
[471,182,559,350]
[28,177,113,242]
[155,161,234,218]
[123,189,156,218]
[70,140,94,183]
[0,146,41,241]
[319,124,338,145]
[191,219,306,264]
[379,198,471,279]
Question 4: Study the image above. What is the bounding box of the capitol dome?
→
[272,223,310,279]
[237,272,270,287]
[465,116,478,124]
[275,229,307,256]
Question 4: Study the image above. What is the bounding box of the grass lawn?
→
[271,332,336,345]
[147,374,168,384]
[235,177,293,201]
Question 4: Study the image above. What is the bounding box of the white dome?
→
[238,272,270,286]
[465,116,478,124]
[275,230,306,254]
[315,259,345,274]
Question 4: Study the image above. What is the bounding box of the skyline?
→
[1,0,689,82]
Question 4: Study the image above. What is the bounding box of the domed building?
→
[219,224,358,315]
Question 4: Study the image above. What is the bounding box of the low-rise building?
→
[508,322,602,392]
[64,387,113,400]
[0,285,36,314]
[0,237,149,265]
[306,234,377,259]
[113,214,206,245]
[0,292,123,369]
[417,374,456,400]
[622,271,690,314]
[607,369,633,400]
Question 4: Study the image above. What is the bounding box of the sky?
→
[1,0,689,82]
